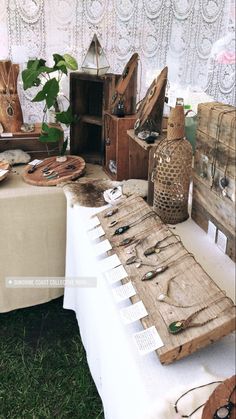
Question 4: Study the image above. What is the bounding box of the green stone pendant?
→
[141,270,157,281]
[168,321,184,334]
[114,225,130,235]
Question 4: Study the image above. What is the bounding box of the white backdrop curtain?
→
[0,0,235,123]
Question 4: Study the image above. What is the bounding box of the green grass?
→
[0,297,104,419]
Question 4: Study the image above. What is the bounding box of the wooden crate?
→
[97,196,236,364]
[70,72,118,164]
[192,102,236,261]
[0,123,62,159]
[103,113,137,180]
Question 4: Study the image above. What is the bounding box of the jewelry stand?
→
[0,60,23,132]
[134,66,168,136]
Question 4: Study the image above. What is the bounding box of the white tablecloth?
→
[64,203,235,419]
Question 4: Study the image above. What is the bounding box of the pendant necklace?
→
[0,63,15,117]
[108,203,148,227]
[174,380,223,418]
[219,117,235,197]
[115,224,166,248]
[168,295,234,334]
[141,252,193,281]
[103,195,141,219]
[213,383,236,419]
[112,210,157,236]
[143,233,181,256]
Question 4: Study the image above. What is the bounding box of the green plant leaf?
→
[22,68,41,90]
[55,107,73,125]
[63,54,78,70]
[55,60,68,75]
[43,78,59,109]
[39,126,62,143]
[32,90,46,102]
[53,54,64,66]
[42,122,49,133]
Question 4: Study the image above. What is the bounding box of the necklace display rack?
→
[0,60,23,132]
[22,155,86,186]
[94,195,236,365]
[110,53,139,116]
[134,66,168,140]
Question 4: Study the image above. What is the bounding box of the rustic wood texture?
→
[0,123,63,159]
[22,155,86,186]
[96,196,236,365]
[134,66,168,135]
[197,102,236,150]
[202,375,236,419]
[70,72,117,162]
[192,102,236,262]
[111,53,138,115]
[104,113,137,180]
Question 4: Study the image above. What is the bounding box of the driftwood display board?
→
[96,196,235,365]
[192,102,236,261]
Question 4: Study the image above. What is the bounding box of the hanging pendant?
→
[213,402,234,419]
[118,237,134,246]
[141,265,168,281]
[6,104,14,117]
[109,220,118,227]
[219,176,229,189]
[126,255,137,265]
[135,262,142,268]
[113,225,130,235]
[104,208,118,218]
[158,293,167,301]
[144,246,156,256]
[168,321,185,334]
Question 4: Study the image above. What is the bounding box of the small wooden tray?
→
[22,155,86,186]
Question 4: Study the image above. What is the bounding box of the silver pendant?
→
[7,104,14,117]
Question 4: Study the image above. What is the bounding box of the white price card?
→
[104,265,128,284]
[0,132,13,137]
[87,226,105,241]
[207,220,217,243]
[86,216,100,230]
[29,159,43,166]
[120,301,148,324]
[216,229,227,253]
[133,326,164,354]
[98,254,121,273]
[93,239,112,256]
[112,281,136,302]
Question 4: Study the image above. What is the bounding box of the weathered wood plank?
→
[96,196,236,364]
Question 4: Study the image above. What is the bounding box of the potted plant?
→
[22,53,78,161]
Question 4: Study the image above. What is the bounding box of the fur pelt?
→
[61,177,120,207]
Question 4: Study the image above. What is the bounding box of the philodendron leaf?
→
[39,126,62,143]
[56,107,73,125]
[43,78,59,109]
[53,54,64,66]
[32,90,46,102]
[63,54,78,70]
[55,60,68,75]
[41,122,50,133]
[22,68,41,90]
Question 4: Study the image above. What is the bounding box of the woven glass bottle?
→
[153,105,192,224]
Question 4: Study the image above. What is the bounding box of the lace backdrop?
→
[0,0,235,122]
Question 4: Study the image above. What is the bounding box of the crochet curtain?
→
[0,0,235,122]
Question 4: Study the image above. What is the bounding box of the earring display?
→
[134,66,168,137]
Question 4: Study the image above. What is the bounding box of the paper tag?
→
[87,226,105,241]
[0,132,13,137]
[104,265,128,284]
[120,301,148,324]
[168,95,177,108]
[112,281,136,302]
[216,229,227,253]
[98,254,121,273]
[86,216,100,230]
[0,169,9,176]
[29,159,43,166]
[207,220,217,243]
[93,239,112,256]
[133,326,164,354]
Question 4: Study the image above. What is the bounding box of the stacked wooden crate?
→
[192,102,236,261]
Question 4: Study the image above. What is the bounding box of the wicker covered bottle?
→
[153,105,192,224]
